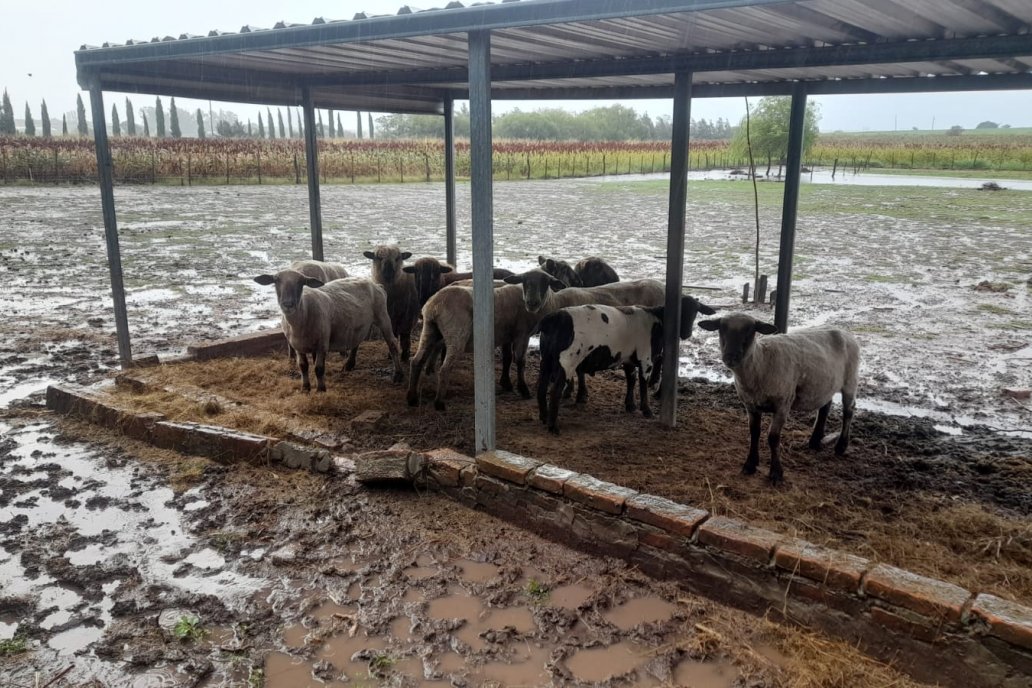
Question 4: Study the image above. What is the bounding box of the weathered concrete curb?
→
[419,449,1032,688]
[186,329,286,361]
[43,383,1032,686]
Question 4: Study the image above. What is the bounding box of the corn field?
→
[2,133,1031,185]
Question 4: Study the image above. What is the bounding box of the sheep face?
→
[254,270,325,315]
[364,245,412,284]
[537,255,581,287]
[402,257,453,306]
[504,269,566,313]
[676,296,717,339]
[697,314,778,369]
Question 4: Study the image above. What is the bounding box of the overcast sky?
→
[3,0,1030,133]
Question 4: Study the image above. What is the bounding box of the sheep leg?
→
[563,378,574,400]
[500,344,514,393]
[344,347,358,372]
[809,401,832,449]
[547,374,565,434]
[623,365,637,412]
[835,391,855,456]
[537,365,551,424]
[400,327,411,363]
[574,371,587,405]
[638,364,653,418]
[407,336,440,406]
[433,344,459,412]
[767,408,789,486]
[384,335,405,384]
[514,339,532,399]
[315,350,327,393]
[298,352,312,392]
[742,410,761,475]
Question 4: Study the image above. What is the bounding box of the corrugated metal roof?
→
[75,0,1032,113]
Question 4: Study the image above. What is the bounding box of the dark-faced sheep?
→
[538,255,620,287]
[402,256,515,307]
[253,270,403,392]
[697,313,860,485]
[537,297,713,433]
[363,245,420,361]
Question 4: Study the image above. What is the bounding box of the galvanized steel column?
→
[774,82,808,333]
[302,87,324,261]
[88,85,132,368]
[444,94,458,267]
[468,30,495,453]
[660,71,693,427]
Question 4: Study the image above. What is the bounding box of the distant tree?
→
[277,109,285,138]
[368,112,374,139]
[110,103,120,136]
[258,113,265,139]
[40,100,51,138]
[730,96,820,173]
[287,108,294,138]
[317,111,324,138]
[196,109,206,139]
[125,98,136,136]
[267,107,275,139]
[62,114,68,136]
[216,119,247,137]
[169,98,181,138]
[155,97,166,137]
[0,89,14,135]
[912,126,919,131]
[76,94,88,135]
[947,125,964,136]
[142,112,150,137]
[337,114,344,138]
[356,111,363,138]
[247,119,253,137]
[1002,124,1012,129]
[975,121,999,129]
[328,109,335,137]
[23,103,35,136]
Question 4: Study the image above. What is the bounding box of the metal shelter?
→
[75,0,1032,453]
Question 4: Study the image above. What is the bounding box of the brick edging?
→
[42,383,1032,687]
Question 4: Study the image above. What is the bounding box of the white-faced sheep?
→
[363,245,420,362]
[537,296,714,433]
[402,256,516,307]
[253,269,404,392]
[538,255,620,287]
[281,260,351,368]
[697,313,860,485]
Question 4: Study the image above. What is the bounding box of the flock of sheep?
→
[254,247,859,485]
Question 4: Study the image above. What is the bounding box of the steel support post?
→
[468,30,496,453]
[302,87,324,261]
[659,71,693,427]
[444,94,458,267]
[774,82,808,333]
[88,85,132,368]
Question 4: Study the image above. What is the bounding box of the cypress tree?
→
[267,107,275,139]
[169,98,181,138]
[368,113,374,139]
[76,93,88,135]
[196,109,206,139]
[258,113,265,138]
[247,119,252,137]
[142,112,150,137]
[111,103,120,136]
[125,98,136,136]
[297,108,303,137]
[328,109,335,137]
[62,114,68,136]
[356,111,363,139]
[24,103,35,136]
[287,108,294,138]
[337,114,344,139]
[40,100,51,138]
[0,89,14,135]
[317,111,324,138]
[277,109,285,138]
[155,97,165,137]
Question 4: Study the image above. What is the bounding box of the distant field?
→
[841,127,1032,137]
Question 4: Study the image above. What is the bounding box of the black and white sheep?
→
[697,313,860,485]
[537,297,713,433]
[537,255,620,287]
[402,256,515,307]
[363,245,420,361]
[253,269,404,392]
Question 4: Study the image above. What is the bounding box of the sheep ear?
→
[363,251,376,260]
[537,255,547,266]
[698,302,716,315]
[697,319,720,332]
[550,279,566,292]
[755,322,779,335]
[440,265,453,274]
[254,274,275,285]
[400,252,412,260]
[303,277,325,289]
[503,274,523,285]
[402,265,416,274]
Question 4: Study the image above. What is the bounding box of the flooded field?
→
[2,177,1030,686]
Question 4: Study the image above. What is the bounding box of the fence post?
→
[602,154,607,176]
[53,148,59,183]
[294,152,300,184]
[257,147,262,184]
[187,155,191,186]
[226,153,230,185]
[526,151,531,179]
[1,147,6,184]
[151,150,156,184]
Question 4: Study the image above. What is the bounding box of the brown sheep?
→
[402,256,515,307]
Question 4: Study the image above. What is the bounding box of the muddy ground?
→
[1,178,1030,686]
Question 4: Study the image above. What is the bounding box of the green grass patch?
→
[977,303,1016,316]
[989,319,1032,331]
[526,579,550,604]
[0,635,28,656]
[868,168,1032,181]
[173,614,208,643]
[864,274,903,284]
[851,324,891,335]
